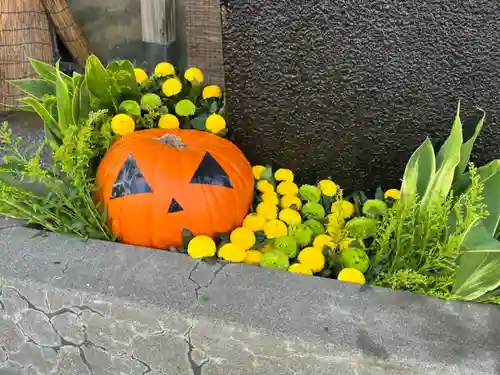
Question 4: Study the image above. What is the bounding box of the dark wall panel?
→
[222,0,500,191]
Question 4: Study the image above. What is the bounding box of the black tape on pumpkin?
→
[111,154,153,199]
[189,152,233,189]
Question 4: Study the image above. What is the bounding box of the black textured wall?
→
[222,0,500,191]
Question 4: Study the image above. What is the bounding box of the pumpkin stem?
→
[158,134,187,149]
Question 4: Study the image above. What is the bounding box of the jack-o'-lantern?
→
[96,128,254,249]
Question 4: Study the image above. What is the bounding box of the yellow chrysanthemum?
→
[263,220,288,239]
[277,181,299,196]
[243,250,262,265]
[134,68,148,84]
[280,195,302,210]
[331,200,355,218]
[256,202,278,220]
[339,237,355,251]
[297,247,325,273]
[279,208,302,226]
[274,168,294,182]
[262,192,279,205]
[111,114,135,136]
[154,62,176,77]
[187,236,216,259]
[202,85,222,99]
[230,227,256,250]
[384,189,401,200]
[252,165,266,180]
[158,114,180,129]
[162,78,183,97]
[318,180,337,197]
[313,234,336,250]
[256,180,275,194]
[337,268,366,285]
[218,243,246,262]
[288,263,313,276]
[205,113,226,134]
[184,67,204,83]
[242,213,267,232]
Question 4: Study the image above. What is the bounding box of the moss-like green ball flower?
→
[273,236,299,258]
[119,100,141,118]
[175,99,196,117]
[288,224,314,247]
[260,250,290,270]
[362,199,388,218]
[304,219,325,236]
[301,202,326,220]
[344,217,379,239]
[140,93,162,111]
[340,247,370,273]
[299,184,321,202]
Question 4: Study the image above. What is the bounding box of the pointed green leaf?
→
[455,106,485,180]
[8,79,56,99]
[85,55,118,111]
[453,159,500,196]
[28,58,73,89]
[190,113,208,130]
[72,75,84,125]
[18,97,61,144]
[182,228,195,248]
[55,61,73,132]
[106,60,141,101]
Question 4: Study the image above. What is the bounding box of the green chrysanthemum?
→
[304,219,326,236]
[274,236,299,258]
[260,251,290,270]
[344,217,379,239]
[288,224,314,247]
[175,99,196,117]
[362,199,388,218]
[119,100,141,118]
[340,247,370,273]
[301,202,326,220]
[298,184,321,202]
[140,93,162,111]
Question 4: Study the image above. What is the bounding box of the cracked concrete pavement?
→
[1,224,500,374]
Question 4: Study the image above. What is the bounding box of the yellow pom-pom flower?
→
[202,85,222,99]
[242,214,267,232]
[206,113,226,134]
[154,62,175,77]
[384,189,401,200]
[111,114,135,136]
[263,220,288,239]
[318,180,337,197]
[262,192,279,205]
[218,243,246,262]
[297,247,325,273]
[331,200,355,218]
[337,268,366,285]
[134,68,148,84]
[244,250,262,265]
[187,236,216,259]
[279,208,302,226]
[252,165,266,180]
[256,202,278,220]
[162,78,183,97]
[277,181,299,196]
[257,180,275,193]
[288,263,313,275]
[274,168,294,182]
[313,234,336,250]
[184,67,204,83]
[230,227,256,250]
[158,114,180,129]
[280,195,302,210]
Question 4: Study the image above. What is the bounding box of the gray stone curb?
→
[0,224,499,374]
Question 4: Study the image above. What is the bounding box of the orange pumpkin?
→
[96,128,254,249]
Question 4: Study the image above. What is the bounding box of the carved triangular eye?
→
[168,198,183,213]
[189,152,233,189]
[111,154,153,199]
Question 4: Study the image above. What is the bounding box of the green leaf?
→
[106,60,141,102]
[478,168,500,238]
[72,75,84,125]
[8,79,56,99]
[375,186,384,201]
[453,220,500,300]
[182,228,195,248]
[18,97,61,144]
[85,55,119,111]
[55,61,73,133]
[420,116,462,213]
[215,232,230,246]
[453,159,500,196]
[455,104,485,180]
[28,58,73,89]
[79,81,90,124]
[190,113,208,130]
[400,138,435,206]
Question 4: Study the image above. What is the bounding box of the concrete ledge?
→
[0,225,499,374]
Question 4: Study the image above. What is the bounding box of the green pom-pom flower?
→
[175,99,196,117]
[274,236,299,258]
[301,202,326,220]
[340,247,370,273]
[298,184,321,202]
[344,217,379,239]
[140,93,162,111]
[288,224,314,247]
[304,219,325,236]
[119,100,141,118]
[362,199,388,218]
[260,251,290,270]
